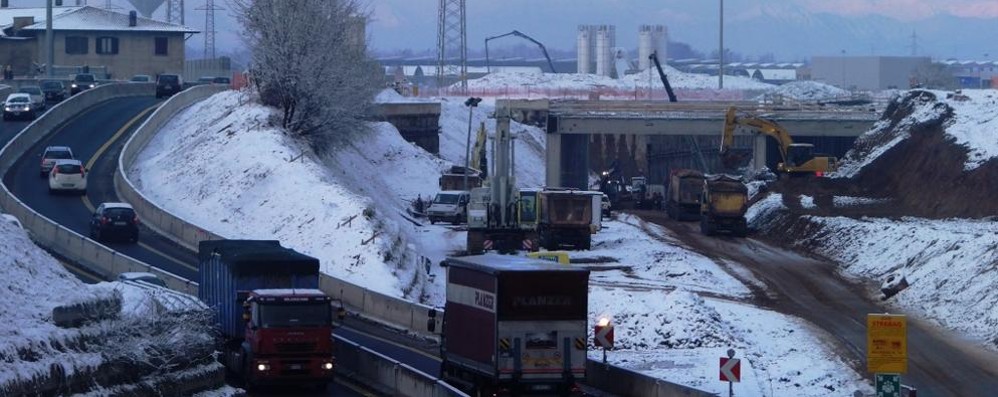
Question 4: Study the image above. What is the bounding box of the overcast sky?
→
[368,0,998,58]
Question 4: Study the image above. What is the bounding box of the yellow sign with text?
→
[867,314,907,374]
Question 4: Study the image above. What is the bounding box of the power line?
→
[195,0,223,59]
[436,0,466,92]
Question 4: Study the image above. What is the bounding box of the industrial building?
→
[811,56,931,90]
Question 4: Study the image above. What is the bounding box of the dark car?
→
[41,80,66,102]
[156,74,183,98]
[70,73,97,95]
[89,202,139,243]
[212,76,231,85]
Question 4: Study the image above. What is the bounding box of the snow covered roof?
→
[0,6,81,35]
[19,6,197,34]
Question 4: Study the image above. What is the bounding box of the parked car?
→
[212,76,231,85]
[118,272,166,287]
[427,190,470,225]
[3,93,35,121]
[39,146,74,177]
[89,202,139,243]
[70,73,97,95]
[155,74,183,98]
[196,76,215,85]
[41,80,66,102]
[130,74,151,83]
[17,85,45,111]
[47,159,87,195]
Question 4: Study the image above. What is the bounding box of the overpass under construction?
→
[497,99,880,189]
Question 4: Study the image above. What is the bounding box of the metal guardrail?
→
[0,82,197,296]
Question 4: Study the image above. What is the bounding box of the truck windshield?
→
[258,303,330,328]
[434,194,459,204]
[679,179,702,202]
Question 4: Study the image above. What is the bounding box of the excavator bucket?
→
[720,149,753,171]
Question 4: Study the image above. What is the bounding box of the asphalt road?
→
[630,209,998,397]
[1,97,372,397]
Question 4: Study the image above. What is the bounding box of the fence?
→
[184,57,233,82]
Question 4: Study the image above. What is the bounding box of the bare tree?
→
[231,0,382,153]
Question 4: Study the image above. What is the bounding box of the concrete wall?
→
[812,56,930,90]
[34,31,186,79]
[0,37,38,76]
[375,102,441,154]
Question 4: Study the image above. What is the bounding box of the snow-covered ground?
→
[765,80,849,102]
[464,66,774,92]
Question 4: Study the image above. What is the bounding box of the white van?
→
[427,191,470,225]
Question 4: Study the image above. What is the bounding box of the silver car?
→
[40,146,74,177]
[17,85,45,111]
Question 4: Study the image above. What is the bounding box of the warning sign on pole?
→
[719,357,741,382]
[594,323,614,349]
[867,314,908,374]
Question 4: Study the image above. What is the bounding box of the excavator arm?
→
[649,51,677,103]
[720,106,798,170]
[485,30,557,73]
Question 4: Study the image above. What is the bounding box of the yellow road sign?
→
[867,314,907,374]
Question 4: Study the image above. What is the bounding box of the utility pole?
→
[46,0,54,77]
[166,0,184,25]
[196,0,222,59]
[718,0,724,89]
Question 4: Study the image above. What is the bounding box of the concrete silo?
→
[638,24,666,71]
[577,25,594,74]
[594,25,616,77]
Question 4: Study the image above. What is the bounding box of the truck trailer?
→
[437,255,590,396]
[666,169,705,221]
[536,189,596,250]
[198,240,336,388]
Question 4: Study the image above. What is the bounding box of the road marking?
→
[80,102,196,272]
[84,103,158,171]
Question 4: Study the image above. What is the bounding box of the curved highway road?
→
[2,96,374,396]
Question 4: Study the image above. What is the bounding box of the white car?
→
[48,159,87,194]
[3,93,35,121]
[40,146,74,177]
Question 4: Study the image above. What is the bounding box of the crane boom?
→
[485,30,557,73]
[649,51,677,103]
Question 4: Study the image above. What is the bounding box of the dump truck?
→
[434,255,590,396]
[666,169,705,221]
[536,189,597,250]
[439,165,482,191]
[700,175,748,237]
[198,240,337,388]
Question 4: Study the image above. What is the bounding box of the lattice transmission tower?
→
[196,0,222,59]
[166,0,184,25]
[436,0,466,92]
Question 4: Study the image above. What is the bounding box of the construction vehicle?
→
[467,109,539,254]
[700,175,748,237]
[666,169,705,221]
[485,30,557,73]
[535,189,597,250]
[596,167,625,210]
[433,255,589,396]
[198,240,339,388]
[439,166,482,191]
[720,106,838,177]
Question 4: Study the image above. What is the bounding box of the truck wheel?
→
[582,238,592,250]
[467,231,484,254]
[430,217,437,225]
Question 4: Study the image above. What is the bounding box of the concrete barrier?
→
[0,82,196,296]
[0,84,12,100]
[335,335,467,397]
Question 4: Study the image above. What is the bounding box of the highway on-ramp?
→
[1,96,374,396]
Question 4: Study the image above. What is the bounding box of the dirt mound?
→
[767,90,998,219]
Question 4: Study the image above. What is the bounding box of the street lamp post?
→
[463,97,482,191]
[46,0,54,77]
[840,49,846,89]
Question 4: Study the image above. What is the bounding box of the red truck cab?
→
[240,289,335,385]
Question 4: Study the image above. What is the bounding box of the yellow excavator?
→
[719,106,838,177]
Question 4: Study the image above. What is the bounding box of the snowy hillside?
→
[765,80,849,101]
